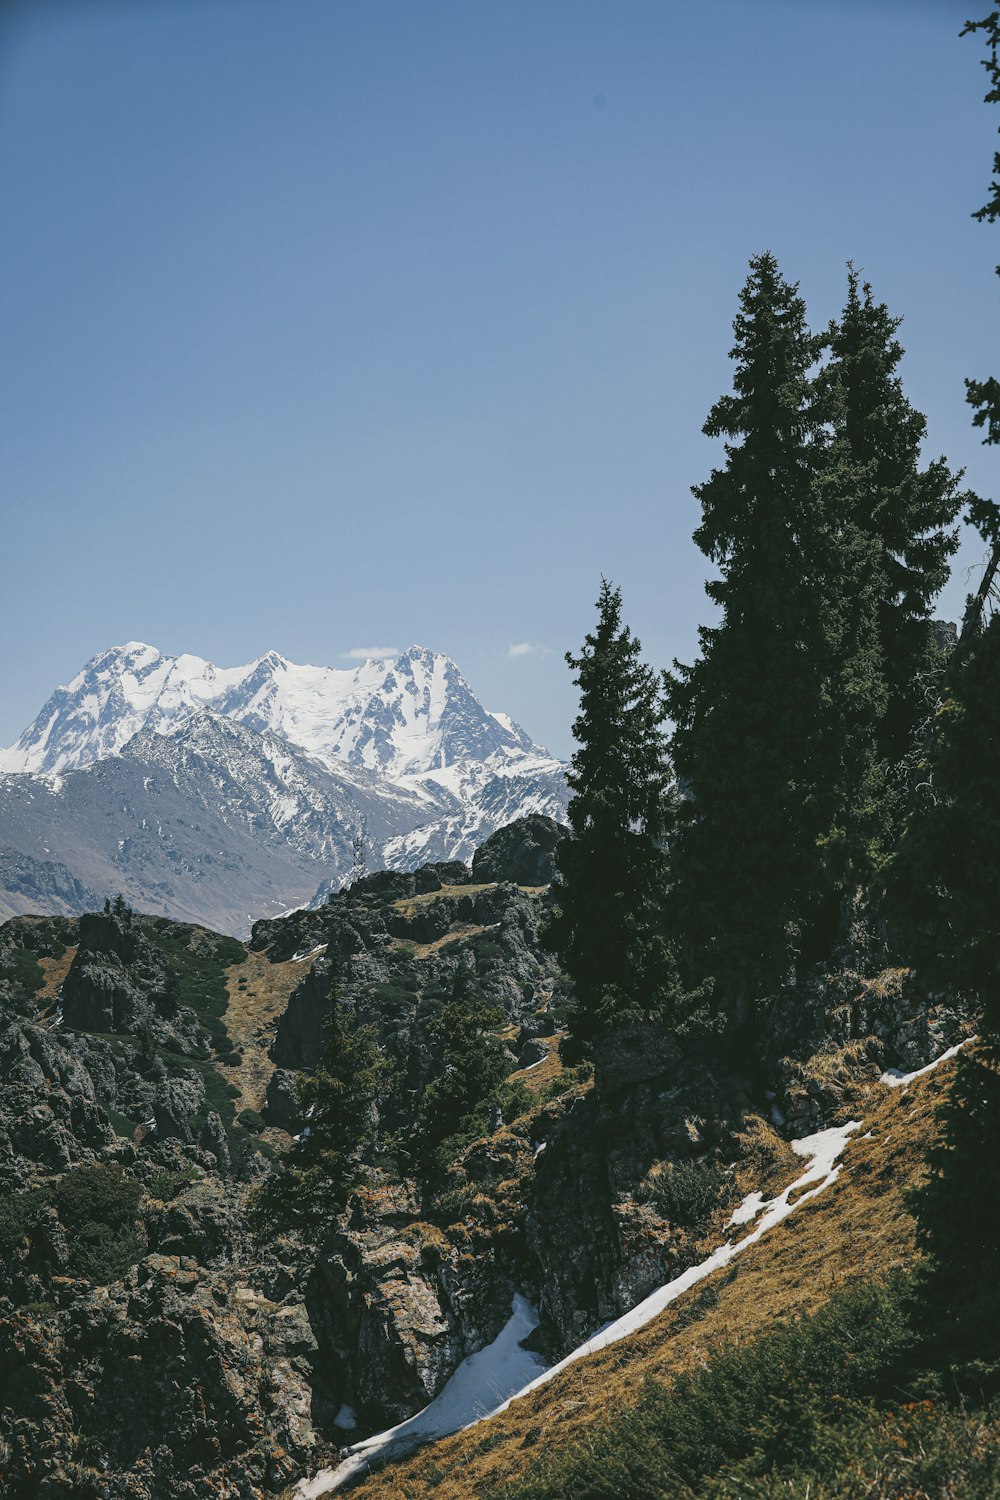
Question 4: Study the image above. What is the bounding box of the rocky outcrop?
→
[471,814,567,887]
[0,1254,327,1499]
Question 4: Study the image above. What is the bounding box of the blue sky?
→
[1,0,997,758]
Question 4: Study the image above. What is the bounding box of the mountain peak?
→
[0,642,544,780]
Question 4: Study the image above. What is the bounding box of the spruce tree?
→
[666,253,837,1007]
[821,269,963,792]
[249,984,389,1237]
[545,579,683,1045]
[962,11,1000,445]
[888,610,1000,1310]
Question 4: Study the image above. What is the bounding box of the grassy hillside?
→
[334,1057,959,1499]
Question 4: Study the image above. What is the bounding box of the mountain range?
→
[0,642,568,932]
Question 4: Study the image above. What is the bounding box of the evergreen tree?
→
[414,964,513,1176]
[888,609,1000,1309]
[821,269,963,793]
[961,11,1000,445]
[545,580,684,1045]
[249,982,389,1237]
[666,253,840,1007]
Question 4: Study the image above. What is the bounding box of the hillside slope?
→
[0,820,973,1500]
[295,1057,956,1499]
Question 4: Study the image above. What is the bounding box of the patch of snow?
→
[880,1038,971,1089]
[297,1293,547,1497]
[291,944,327,963]
[727,1190,766,1228]
[333,1405,357,1431]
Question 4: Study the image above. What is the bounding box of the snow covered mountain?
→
[0,642,536,779]
[0,644,568,931]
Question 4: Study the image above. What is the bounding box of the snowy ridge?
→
[299,1119,862,1496]
[0,643,541,780]
[0,643,568,929]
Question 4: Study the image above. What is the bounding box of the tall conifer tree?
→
[888,608,1000,1312]
[666,253,836,1007]
[962,11,1000,444]
[821,270,963,798]
[545,580,682,1044]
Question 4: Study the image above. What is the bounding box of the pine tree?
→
[821,269,963,794]
[962,11,1000,445]
[249,983,389,1237]
[545,580,683,1045]
[888,610,1000,1311]
[666,253,839,1007]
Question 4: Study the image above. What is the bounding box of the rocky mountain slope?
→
[0,816,971,1500]
[0,645,568,931]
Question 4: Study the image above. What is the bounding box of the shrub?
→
[641,1156,729,1229]
[0,1188,46,1262]
[501,1277,915,1500]
[54,1165,145,1284]
[147,1166,200,1201]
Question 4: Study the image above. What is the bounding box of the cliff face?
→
[0,819,972,1499]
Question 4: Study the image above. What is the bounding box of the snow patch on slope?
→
[880,1037,972,1089]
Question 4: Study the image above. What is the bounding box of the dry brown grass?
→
[337,1059,956,1500]
[36,945,77,1005]
[220,950,313,1125]
[391,925,493,959]
[508,1035,563,1098]
[391,885,547,918]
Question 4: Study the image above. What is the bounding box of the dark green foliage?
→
[144,921,244,1063]
[665,253,959,1013]
[414,965,514,1178]
[249,980,391,1238]
[1,1169,146,1288]
[821,269,963,792]
[147,1166,200,1201]
[666,254,839,1006]
[54,1165,145,1284]
[237,1108,266,1135]
[0,947,45,998]
[888,614,1000,1309]
[545,580,691,1045]
[641,1156,729,1230]
[502,1277,916,1500]
[0,1187,47,1262]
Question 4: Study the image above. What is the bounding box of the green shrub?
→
[641,1156,729,1229]
[54,1165,145,1283]
[0,948,44,998]
[0,1187,46,1261]
[238,1108,266,1134]
[147,1166,200,1201]
[502,1276,915,1500]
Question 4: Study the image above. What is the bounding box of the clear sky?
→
[1,0,997,759]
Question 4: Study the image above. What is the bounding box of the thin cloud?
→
[341,646,399,661]
[508,642,549,659]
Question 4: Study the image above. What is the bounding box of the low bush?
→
[54,1165,145,1283]
[640,1155,729,1229]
